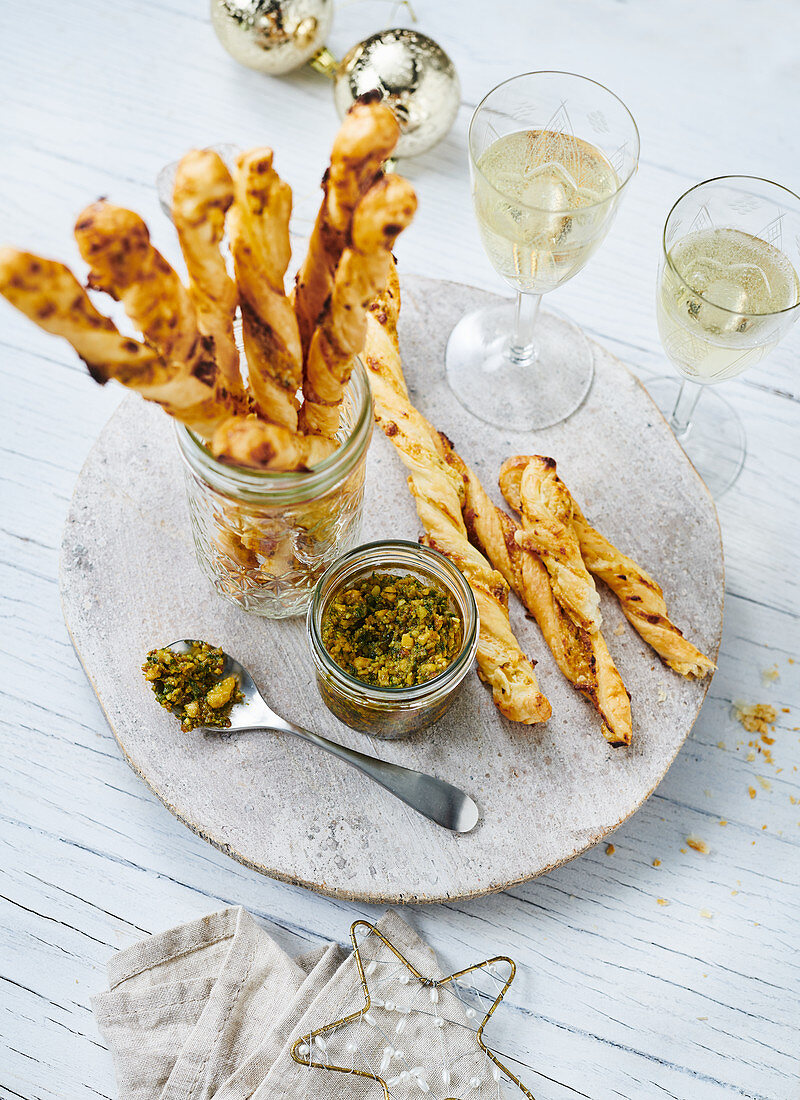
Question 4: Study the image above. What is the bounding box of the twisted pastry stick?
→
[571,504,715,678]
[365,259,405,396]
[293,95,400,358]
[364,299,551,724]
[507,456,603,634]
[172,149,246,406]
[0,249,230,437]
[300,174,416,439]
[228,148,302,431]
[443,443,631,745]
[212,415,335,472]
[74,200,199,364]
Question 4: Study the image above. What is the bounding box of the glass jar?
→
[176,362,373,618]
[307,540,479,739]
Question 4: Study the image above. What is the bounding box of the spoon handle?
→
[264,718,479,834]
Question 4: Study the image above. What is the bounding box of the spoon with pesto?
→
[143,640,479,834]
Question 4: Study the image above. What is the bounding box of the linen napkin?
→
[93,906,503,1099]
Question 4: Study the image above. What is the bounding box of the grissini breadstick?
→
[300,173,417,438]
[171,149,246,406]
[74,200,201,365]
[212,415,336,472]
[501,457,715,679]
[0,249,161,381]
[444,442,631,745]
[0,249,231,437]
[228,148,302,431]
[365,259,406,396]
[508,456,603,634]
[571,503,715,678]
[363,297,551,724]
[293,95,400,358]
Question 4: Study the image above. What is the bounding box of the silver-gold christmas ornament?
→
[332,28,460,157]
[211,0,333,75]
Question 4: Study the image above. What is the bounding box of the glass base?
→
[445,302,594,431]
[646,376,746,497]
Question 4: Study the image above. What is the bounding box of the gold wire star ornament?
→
[290,919,536,1099]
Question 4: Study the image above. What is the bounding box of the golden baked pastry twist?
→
[171,149,246,406]
[75,200,199,364]
[212,415,335,471]
[228,148,302,431]
[365,259,406,396]
[0,249,231,437]
[444,443,631,745]
[571,504,715,678]
[363,291,551,725]
[300,174,416,439]
[293,96,400,358]
[505,456,603,634]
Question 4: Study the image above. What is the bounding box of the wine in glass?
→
[446,71,639,431]
[650,176,800,496]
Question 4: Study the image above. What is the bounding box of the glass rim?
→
[307,539,479,702]
[468,70,640,214]
[175,359,373,504]
[662,174,800,319]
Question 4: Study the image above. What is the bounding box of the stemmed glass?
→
[650,176,800,496]
[446,71,639,431]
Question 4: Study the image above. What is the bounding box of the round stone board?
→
[60,276,723,904]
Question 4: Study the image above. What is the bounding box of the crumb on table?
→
[733,702,777,735]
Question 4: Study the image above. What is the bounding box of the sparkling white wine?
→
[657,226,800,383]
[474,129,620,294]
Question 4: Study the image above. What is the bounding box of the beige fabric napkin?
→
[93,906,503,1099]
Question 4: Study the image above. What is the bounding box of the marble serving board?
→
[60,276,723,904]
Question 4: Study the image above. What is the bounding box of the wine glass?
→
[649,176,800,496]
[445,71,639,431]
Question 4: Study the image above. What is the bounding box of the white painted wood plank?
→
[1,1,798,1098]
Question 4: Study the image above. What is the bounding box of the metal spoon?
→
[165,641,479,833]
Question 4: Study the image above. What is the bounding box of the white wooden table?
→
[1,3,798,1098]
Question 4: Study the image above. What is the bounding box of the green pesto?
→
[321,572,462,688]
[142,641,243,732]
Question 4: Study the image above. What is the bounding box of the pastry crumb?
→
[733,702,777,735]
[719,819,727,826]
[614,622,625,636]
[657,682,668,703]
[746,750,756,762]
[605,843,615,856]
[761,664,780,685]
[748,786,757,799]
[687,836,709,854]
[699,908,713,919]
[657,898,669,906]
[716,740,726,749]
[652,858,661,867]
[756,775,771,791]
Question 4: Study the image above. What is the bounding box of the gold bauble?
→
[332,28,460,157]
[211,0,333,75]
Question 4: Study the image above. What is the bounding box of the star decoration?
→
[290,919,536,1099]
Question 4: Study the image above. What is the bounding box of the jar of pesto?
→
[176,362,373,619]
[307,541,479,739]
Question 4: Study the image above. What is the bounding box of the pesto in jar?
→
[321,572,462,688]
[142,641,243,731]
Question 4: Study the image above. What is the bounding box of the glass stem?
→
[670,379,703,440]
[508,291,542,364]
